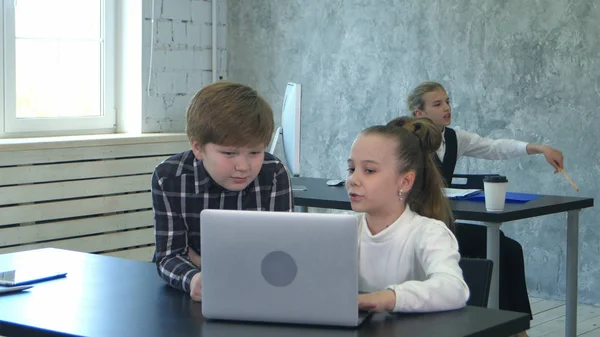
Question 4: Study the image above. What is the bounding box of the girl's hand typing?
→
[358,290,396,312]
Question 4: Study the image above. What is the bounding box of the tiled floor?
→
[529,297,600,336]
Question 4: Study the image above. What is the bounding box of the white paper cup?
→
[483,176,508,212]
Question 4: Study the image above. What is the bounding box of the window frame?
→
[1,0,116,135]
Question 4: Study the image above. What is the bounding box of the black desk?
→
[292,177,593,219]
[291,176,594,337]
[0,248,529,337]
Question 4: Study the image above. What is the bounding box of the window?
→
[1,0,115,135]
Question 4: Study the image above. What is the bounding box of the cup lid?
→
[483,175,508,183]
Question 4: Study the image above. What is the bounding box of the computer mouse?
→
[326,179,345,187]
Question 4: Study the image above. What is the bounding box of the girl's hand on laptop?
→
[358,290,396,312]
[190,272,202,301]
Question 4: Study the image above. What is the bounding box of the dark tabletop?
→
[292,177,594,222]
[0,249,529,337]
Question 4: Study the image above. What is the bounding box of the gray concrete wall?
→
[227,0,600,304]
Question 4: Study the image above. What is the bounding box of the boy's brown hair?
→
[185,81,274,148]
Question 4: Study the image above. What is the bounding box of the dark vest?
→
[434,127,458,187]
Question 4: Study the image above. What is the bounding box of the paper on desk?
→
[442,188,481,199]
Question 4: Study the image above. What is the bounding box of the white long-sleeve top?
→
[357,206,470,313]
[436,128,529,162]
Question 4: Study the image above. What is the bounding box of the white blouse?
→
[357,207,470,312]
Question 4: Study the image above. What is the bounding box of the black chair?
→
[459,258,494,307]
[450,174,500,190]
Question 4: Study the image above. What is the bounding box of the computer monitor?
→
[269,83,301,177]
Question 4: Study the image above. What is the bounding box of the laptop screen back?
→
[200,210,360,326]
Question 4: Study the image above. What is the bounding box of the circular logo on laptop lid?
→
[261,251,297,287]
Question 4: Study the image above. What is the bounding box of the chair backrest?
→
[450,174,500,190]
[459,258,494,307]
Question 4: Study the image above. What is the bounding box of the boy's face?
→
[414,88,452,127]
[191,142,265,191]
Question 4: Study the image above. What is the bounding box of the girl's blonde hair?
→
[407,81,445,115]
[363,117,454,230]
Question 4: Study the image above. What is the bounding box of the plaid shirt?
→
[152,149,293,292]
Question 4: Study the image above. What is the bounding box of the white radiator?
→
[0,134,189,261]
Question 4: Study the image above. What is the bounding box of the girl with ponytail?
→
[347,117,469,313]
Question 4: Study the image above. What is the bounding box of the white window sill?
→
[0,133,188,152]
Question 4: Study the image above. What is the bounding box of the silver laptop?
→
[200,209,372,327]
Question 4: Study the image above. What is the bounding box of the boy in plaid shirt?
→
[152,81,293,301]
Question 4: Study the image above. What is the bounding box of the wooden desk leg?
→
[485,222,502,309]
[566,210,580,337]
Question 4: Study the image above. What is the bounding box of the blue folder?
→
[462,192,542,204]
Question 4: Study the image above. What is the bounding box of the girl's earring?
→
[398,189,404,201]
